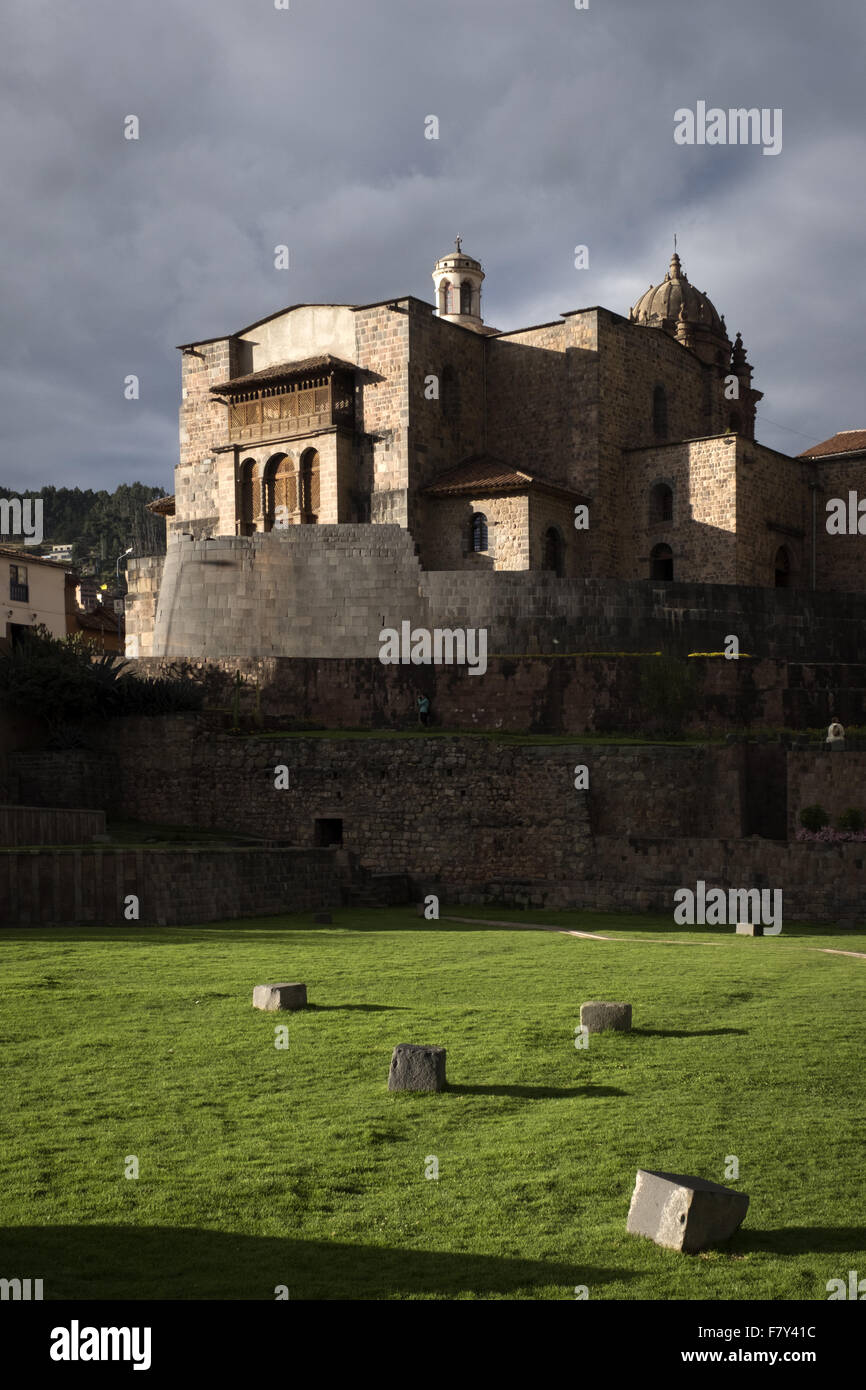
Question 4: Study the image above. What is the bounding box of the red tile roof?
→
[423,455,590,501]
[799,430,866,459]
[211,355,357,393]
[146,494,175,516]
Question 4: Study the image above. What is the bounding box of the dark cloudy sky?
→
[2,0,864,494]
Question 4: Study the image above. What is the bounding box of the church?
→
[126,244,865,659]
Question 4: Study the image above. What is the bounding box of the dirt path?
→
[441,915,866,958]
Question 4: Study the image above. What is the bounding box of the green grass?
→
[0,908,863,1300]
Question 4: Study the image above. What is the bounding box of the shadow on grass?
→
[733,1227,866,1256]
[632,1027,748,1039]
[0,1225,631,1300]
[445,1083,625,1099]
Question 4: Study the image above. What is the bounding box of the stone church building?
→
[126,244,864,659]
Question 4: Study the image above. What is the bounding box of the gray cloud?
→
[1,0,864,492]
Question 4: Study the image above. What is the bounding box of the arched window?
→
[262,455,280,531]
[774,545,791,589]
[460,280,473,316]
[470,513,488,553]
[439,280,452,315]
[542,526,565,577]
[239,458,256,535]
[263,453,296,529]
[299,448,320,522]
[653,384,668,440]
[650,542,673,581]
[649,482,673,524]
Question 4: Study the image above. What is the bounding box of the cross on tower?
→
[455,235,463,254]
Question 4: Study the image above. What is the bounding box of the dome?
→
[434,239,482,274]
[633,251,728,334]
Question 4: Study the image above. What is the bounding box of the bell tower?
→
[432,237,486,332]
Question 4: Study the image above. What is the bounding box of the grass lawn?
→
[0,908,863,1301]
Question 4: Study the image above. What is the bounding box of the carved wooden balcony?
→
[223,375,355,445]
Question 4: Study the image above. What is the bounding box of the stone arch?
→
[239,457,257,535]
[653,383,668,440]
[542,524,565,577]
[649,480,674,524]
[438,279,452,315]
[299,448,320,522]
[650,542,674,581]
[774,544,792,589]
[262,453,296,530]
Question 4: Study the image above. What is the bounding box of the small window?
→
[470,513,488,553]
[649,483,673,524]
[650,543,673,581]
[314,818,343,847]
[542,526,565,577]
[10,564,28,602]
[460,280,473,316]
[653,384,668,440]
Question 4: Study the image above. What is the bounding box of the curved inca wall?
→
[151,527,427,659]
[145,526,866,661]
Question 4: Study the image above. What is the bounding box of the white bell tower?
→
[432,237,485,332]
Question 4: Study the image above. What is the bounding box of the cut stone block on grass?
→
[252,983,308,1012]
[735,922,763,936]
[580,1001,632,1032]
[626,1169,749,1253]
[388,1044,446,1092]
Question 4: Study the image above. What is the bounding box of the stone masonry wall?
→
[354,302,412,525]
[814,457,866,594]
[176,339,240,528]
[735,440,812,588]
[132,523,866,663]
[124,554,164,659]
[0,846,341,927]
[583,835,866,924]
[787,749,866,837]
[0,804,106,846]
[621,437,738,584]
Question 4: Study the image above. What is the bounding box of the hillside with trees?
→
[0,481,167,579]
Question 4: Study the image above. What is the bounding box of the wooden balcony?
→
[226,377,354,444]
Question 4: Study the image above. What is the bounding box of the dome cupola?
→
[629,251,731,367]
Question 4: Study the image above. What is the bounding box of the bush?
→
[799,804,830,832]
[0,627,203,729]
[835,808,865,833]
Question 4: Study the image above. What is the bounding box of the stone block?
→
[387,1043,446,1092]
[580,1001,632,1032]
[626,1169,749,1253]
[735,921,763,936]
[252,982,307,1011]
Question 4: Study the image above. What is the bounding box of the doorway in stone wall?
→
[743,743,787,839]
